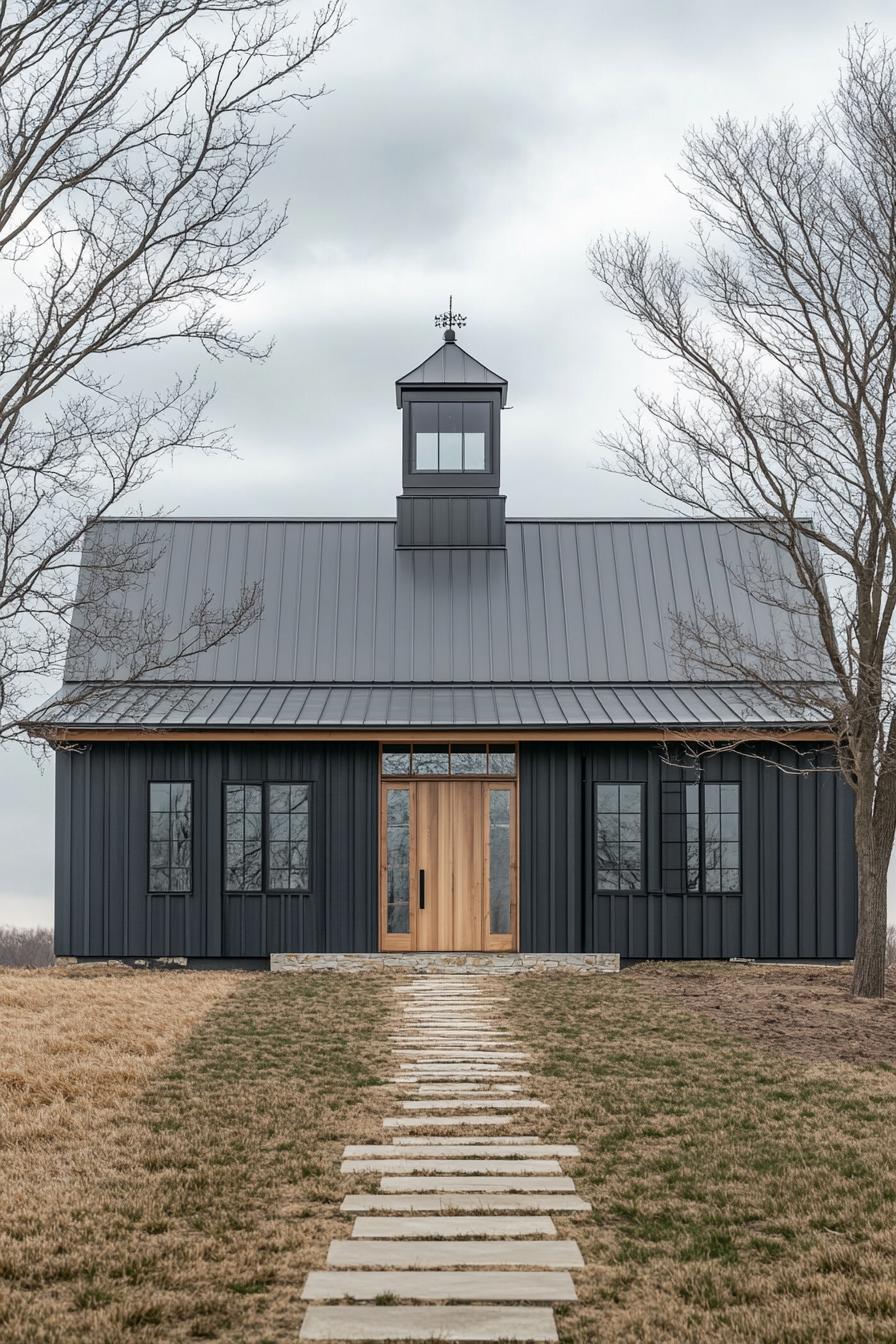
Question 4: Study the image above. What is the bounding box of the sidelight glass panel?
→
[224,784,263,892]
[685,782,700,891]
[266,784,310,891]
[385,787,410,934]
[148,782,192,893]
[594,782,643,891]
[488,788,512,935]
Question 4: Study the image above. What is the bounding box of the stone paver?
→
[301,1269,578,1302]
[297,973,588,1342]
[299,1305,559,1341]
[341,1193,592,1213]
[350,1216,558,1238]
[326,1240,585,1268]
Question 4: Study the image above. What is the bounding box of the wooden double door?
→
[380,779,517,951]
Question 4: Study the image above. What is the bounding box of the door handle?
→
[419,869,426,910]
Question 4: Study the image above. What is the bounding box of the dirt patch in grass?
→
[508,971,896,1344]
[0,968,391,1342]
[630,961,896,1070]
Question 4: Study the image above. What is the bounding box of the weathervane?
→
[435,295,466,343]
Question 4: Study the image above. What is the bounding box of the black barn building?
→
[29,326,858,967]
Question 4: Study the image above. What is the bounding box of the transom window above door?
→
[410,401,490,472]
[381,744,516,777]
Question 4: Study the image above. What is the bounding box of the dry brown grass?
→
[508,965,896,1344]
[0,967,390,1342]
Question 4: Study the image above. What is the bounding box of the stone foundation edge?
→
[270,952,620,974]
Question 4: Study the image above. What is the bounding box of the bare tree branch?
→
[589,26,896,998]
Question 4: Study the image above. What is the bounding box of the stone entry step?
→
[301,1269,578,1302]
[341,1193,593,1213]
[389,1135,542,1145]
[298,1305,559,1341]
[350,1216,558,1239]
[326,1240,585,1268]
[401,1099,548,1110]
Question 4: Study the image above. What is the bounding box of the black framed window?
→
[148,782,193,893]
[594,783,644,891]
[411,401,490,472]
[678,781,741,892]
[223,782,311,894]
[267,784,310,892]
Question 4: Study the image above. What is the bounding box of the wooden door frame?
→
[378,760,519,953]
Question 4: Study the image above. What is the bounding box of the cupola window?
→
[411,401,489,472]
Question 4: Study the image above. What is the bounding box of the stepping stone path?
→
[299,975,588,1342]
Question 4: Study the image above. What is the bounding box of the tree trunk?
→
[851,784,893,998]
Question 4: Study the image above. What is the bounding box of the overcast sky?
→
[3,0,896,928]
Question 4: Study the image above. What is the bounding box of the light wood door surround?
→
[379,779,517,952]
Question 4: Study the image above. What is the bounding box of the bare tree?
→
[589,28,896,999]
[0,0,347,742]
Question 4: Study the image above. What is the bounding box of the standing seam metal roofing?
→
[63,517,825,689]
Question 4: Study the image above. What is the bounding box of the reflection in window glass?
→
[488,789,512,934]
[148,782,192,893]
[267,784,310,891]
[464,432,486,470]
[595,783,643,891]
[410,401,490,473]
[386,788,410,934]
[382,748,411,775]
[685,782,700,892]
[703,782,740,892]
[451,748,487,775]
[224,784,263,892]
[488,748,516,776]
[413,749,449,775]
[415,433,438,470]
[439,432,463,470]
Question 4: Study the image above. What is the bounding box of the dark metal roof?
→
[396,339,508,406]
[31,681,825,730]
[63,517,822,688]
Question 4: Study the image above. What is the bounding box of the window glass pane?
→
[415,433,438,470]
[593,782,643,891]
[451,748,487,775]
[386,787,410,934]
[439,432,463,470]
[266,784,310,891]
[463,402,490,436]
[463,432,486,470]
[488,748,516,776]
[685,783,700,891]
[702,781,740,893]
[411,401,438,433]
[224,784,263,892]
[383,748,411,775]
[439,402,462,434]
[148,782,192,893]
[413,749,449,775]
[488,789,512,935]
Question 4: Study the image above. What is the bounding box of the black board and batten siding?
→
[55,742,378,962]
[519,742,857,960]
[56,739,856,964]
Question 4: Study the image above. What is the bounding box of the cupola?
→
[395,300,508,548]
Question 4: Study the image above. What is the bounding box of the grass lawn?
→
[1,961,894,1342]
[508,964,896,1343]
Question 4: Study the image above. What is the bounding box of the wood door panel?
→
[380,774,518,952]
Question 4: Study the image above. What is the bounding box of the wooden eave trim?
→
[34,725,836,744]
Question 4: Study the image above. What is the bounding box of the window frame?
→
[222,780,313,896]
[593,781,646,894]
[147,781,194,895]
[689,779,742,895]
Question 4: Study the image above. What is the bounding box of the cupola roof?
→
[395,332,508,408]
